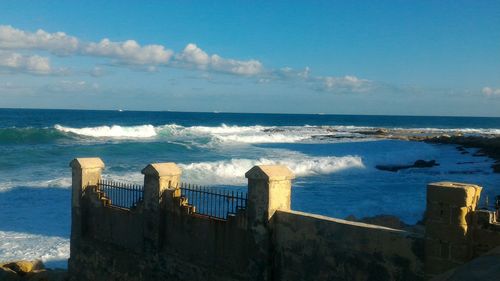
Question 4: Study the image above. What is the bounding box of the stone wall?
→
[68,158,500,281]
[273,210,424,281]
[424,182,500,279]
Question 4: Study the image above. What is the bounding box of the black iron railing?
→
[180,183,247,220]
[97,179,144,209]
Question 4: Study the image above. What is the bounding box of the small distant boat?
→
[118,109,123,112]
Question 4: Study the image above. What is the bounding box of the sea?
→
[1,108,499,268]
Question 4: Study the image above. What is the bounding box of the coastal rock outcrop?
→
[351,128,500,174]
[376,159,439,172]
[0,260,67,281]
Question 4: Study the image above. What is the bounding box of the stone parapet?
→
[425,181,482,277]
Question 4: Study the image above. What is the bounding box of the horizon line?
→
[1,106,499,119]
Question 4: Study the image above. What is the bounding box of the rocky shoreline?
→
[0,260,67,281]
[352,128,500,173]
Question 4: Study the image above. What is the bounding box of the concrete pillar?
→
[69,158,105,272]
[70,157,105,208]
[425,181,482,277]
[245,165,295,281]
[141,162,181,250]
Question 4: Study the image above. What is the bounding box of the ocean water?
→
[1,108,499,268]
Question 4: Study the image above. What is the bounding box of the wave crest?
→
[54,124,157,138]
[179,156,364,185]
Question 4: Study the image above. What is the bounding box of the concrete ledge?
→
[277,209,409,234]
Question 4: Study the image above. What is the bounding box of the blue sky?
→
[0,1,499,116]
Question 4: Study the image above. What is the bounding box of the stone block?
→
[473,228,500,247]
[450,243,470,262]
[425,239,443,258]
[427,182,481,207]
[426,222,468,242]
[440,241,450,259]
[425,257,461,276]
[450,207,470,225]
[427,202,451,223]
[474,209,494,226]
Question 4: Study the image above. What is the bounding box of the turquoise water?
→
[0,108,499,267]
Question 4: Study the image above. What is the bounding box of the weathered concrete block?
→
[427,202,452,223]
[426,223,468,242]
[427,205,472,226]
[425,239,443,258]
[474,209,494,226]
[427,182,481,207]
[425,257,461,276]
[450,243,470,262]
[473,228,500,246]
[450,207,470,225]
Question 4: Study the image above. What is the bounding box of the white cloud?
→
[0,26,261,75]
[210,54,262,75]
[482,86,500,97]
[177,43,210,66]
[0,25,79,56]
[177,43,263,75]
[321,75,372,93]
[268,67,372,93]
[83,39,173,65]
[0,25,374,94]
[0,51,52,74]
[0,25,173,66]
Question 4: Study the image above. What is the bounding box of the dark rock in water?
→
[355,128,389,136]
[413,160,438,168]
[376,160,439,172]
[456,146,469,154]
[456,161,476,165]
[262,128,286,133]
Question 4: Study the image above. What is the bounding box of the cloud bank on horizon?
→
[0,25,371,93]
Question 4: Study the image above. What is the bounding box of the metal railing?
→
[179,183,247,220]
[97,179,144,209]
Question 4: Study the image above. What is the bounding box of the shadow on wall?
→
[0,187,70,238]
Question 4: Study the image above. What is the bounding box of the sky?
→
[0,1,499,117]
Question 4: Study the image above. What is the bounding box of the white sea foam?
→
[179,155,365,185]
[0,177,71,192]
[53,123,500,144]
[54,124,157,138]
[0,231,69,268]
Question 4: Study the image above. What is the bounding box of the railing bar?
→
[196,185,200,212]
[211,187,215,218]
[231,190,234,214]
[219,188,223,219]
[118,183,125,206]
[203,186,207,214]
[217,189,224,217]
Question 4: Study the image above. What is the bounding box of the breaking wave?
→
[93,155,365,186]
[0,123,496,145]
[54,124,157,138]
[179,155,365,185]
